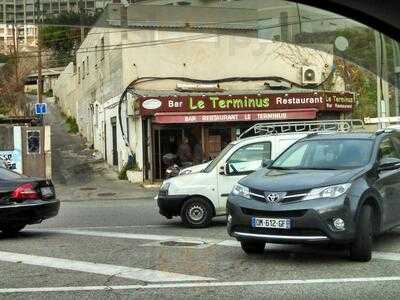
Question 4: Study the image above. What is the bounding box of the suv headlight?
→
[303,183,351,201]
[232,184,250,199]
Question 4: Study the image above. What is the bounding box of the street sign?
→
[34,103,47,115]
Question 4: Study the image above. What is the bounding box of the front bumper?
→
[0,199,60,225]
[157,191,187,219]
[227,194,356,244]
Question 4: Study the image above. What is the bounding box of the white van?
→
[156,120,362,228]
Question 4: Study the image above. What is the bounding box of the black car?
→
[227,130,400,261]
[0,167,60,236]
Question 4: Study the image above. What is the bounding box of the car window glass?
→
[226,142,271,174]
[202,142,234,173]
[273,139,373,169]
[378,138,400,161]
[391,136,400,153]
[276,143,308,168]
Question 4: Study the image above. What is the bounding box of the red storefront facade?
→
[136,91,355,180]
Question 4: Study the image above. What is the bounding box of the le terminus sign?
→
[138,91,354,116]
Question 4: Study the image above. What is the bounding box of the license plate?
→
[251,217,291,229]
[40,187,54,198]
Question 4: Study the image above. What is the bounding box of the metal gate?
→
[21,126,49,178]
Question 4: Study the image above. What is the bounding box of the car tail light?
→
[11,183,40,201]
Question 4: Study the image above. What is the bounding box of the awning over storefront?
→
[154,108,317,124]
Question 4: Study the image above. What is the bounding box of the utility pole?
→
[79,0,85,44]
[36,0,43,104]
[11,23,18,87]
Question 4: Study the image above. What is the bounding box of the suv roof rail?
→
[239,119,364,139]
[376,127,400,135]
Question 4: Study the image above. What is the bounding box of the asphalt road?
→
[2,197,400,299]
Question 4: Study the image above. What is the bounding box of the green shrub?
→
[65,116,79,134]
[118,157,140,180]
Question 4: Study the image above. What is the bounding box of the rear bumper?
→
[0,200,60,225]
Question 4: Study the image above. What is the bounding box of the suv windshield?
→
[272,139,374,170]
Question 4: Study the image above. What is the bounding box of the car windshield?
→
[3,0,400,297]
[272,138,374,170]
[202,142,235,173]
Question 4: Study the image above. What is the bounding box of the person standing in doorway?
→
[177,135,193,166]
[192,139,203,165]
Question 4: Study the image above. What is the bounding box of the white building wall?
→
[55,24,334,173]
[98,94,142,169]
[53,62,78,118]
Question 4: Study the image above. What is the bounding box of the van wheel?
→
[1,224,26,237]
[350,205,372,262]
[240,240,266,254]
[180,197,213,228]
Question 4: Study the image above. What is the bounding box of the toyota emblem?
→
[265,192,286,203]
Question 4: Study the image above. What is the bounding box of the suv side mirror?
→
[378,157,400,171]
[261,159,273,168]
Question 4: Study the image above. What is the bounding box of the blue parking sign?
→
[35,103,47,115]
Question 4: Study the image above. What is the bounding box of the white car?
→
[156,132,309,228]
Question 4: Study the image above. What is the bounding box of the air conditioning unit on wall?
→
[301,66,321,86]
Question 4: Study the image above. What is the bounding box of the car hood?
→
[179,162,210,175]
[240,167,365,191]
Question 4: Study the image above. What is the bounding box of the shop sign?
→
[142,98,162,110]
[139,91,354,116]
[154,109,317,124]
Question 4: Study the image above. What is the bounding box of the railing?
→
[239,119,365,139]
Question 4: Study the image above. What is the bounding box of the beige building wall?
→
[53,62,78,118]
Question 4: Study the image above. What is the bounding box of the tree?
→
[296,27,382,118]
[40,11,101,66]
[0,54,36,116]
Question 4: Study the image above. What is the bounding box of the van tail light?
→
[11,183,40,201]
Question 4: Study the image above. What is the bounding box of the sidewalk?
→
[55,161,159,202]
[46,100,159,202]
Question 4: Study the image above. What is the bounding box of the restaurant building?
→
[134,89,354,180]
[54,3,357,182]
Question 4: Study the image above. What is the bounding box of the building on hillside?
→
[54,2,356,182]
[24,66,66,94]
[0,0,112,48]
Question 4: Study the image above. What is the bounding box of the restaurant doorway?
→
[154,127,181,179]
[152,124,237,180]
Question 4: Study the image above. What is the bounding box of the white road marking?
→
[37,224,173,230]
[25,229,400,261]
[27,228,229,245]
[373,252,400,261]
[0,251,214,283]
[1,276,400,293]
